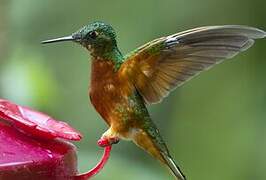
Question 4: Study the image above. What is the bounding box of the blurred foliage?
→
[0,0,266,179]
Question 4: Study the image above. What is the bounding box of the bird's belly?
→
[90,85,137,133]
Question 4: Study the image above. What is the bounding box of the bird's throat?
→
[90,45,124,71]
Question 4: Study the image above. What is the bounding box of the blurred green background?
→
[0,0,266,179]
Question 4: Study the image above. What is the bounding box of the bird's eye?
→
[88,31,98,39]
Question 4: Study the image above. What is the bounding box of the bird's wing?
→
[119,25,265,104]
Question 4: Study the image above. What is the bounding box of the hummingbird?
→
[42,22,266,180]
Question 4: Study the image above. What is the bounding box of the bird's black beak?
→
[41,35,77,44]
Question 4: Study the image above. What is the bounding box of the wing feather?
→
[119,25,265,104]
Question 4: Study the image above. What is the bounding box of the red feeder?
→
[0,99,112,180]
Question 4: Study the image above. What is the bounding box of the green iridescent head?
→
[42,21,119,58]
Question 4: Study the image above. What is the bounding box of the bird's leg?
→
[97,128,120,147]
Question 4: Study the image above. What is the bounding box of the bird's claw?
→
[97,137,120,147]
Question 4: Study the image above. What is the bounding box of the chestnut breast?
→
[89,59,127,126]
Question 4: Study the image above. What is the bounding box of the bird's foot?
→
[97,137,120,147]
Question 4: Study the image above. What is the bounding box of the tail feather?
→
[162,153,186,180]
[133,129,186,179]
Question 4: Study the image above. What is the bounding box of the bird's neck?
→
[90,45,124,71]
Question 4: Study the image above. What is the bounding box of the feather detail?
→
[162,154,186,180]
[133,129,186,180]
[120,25,266,104]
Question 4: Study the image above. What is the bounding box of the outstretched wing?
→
[119,25,265,104]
